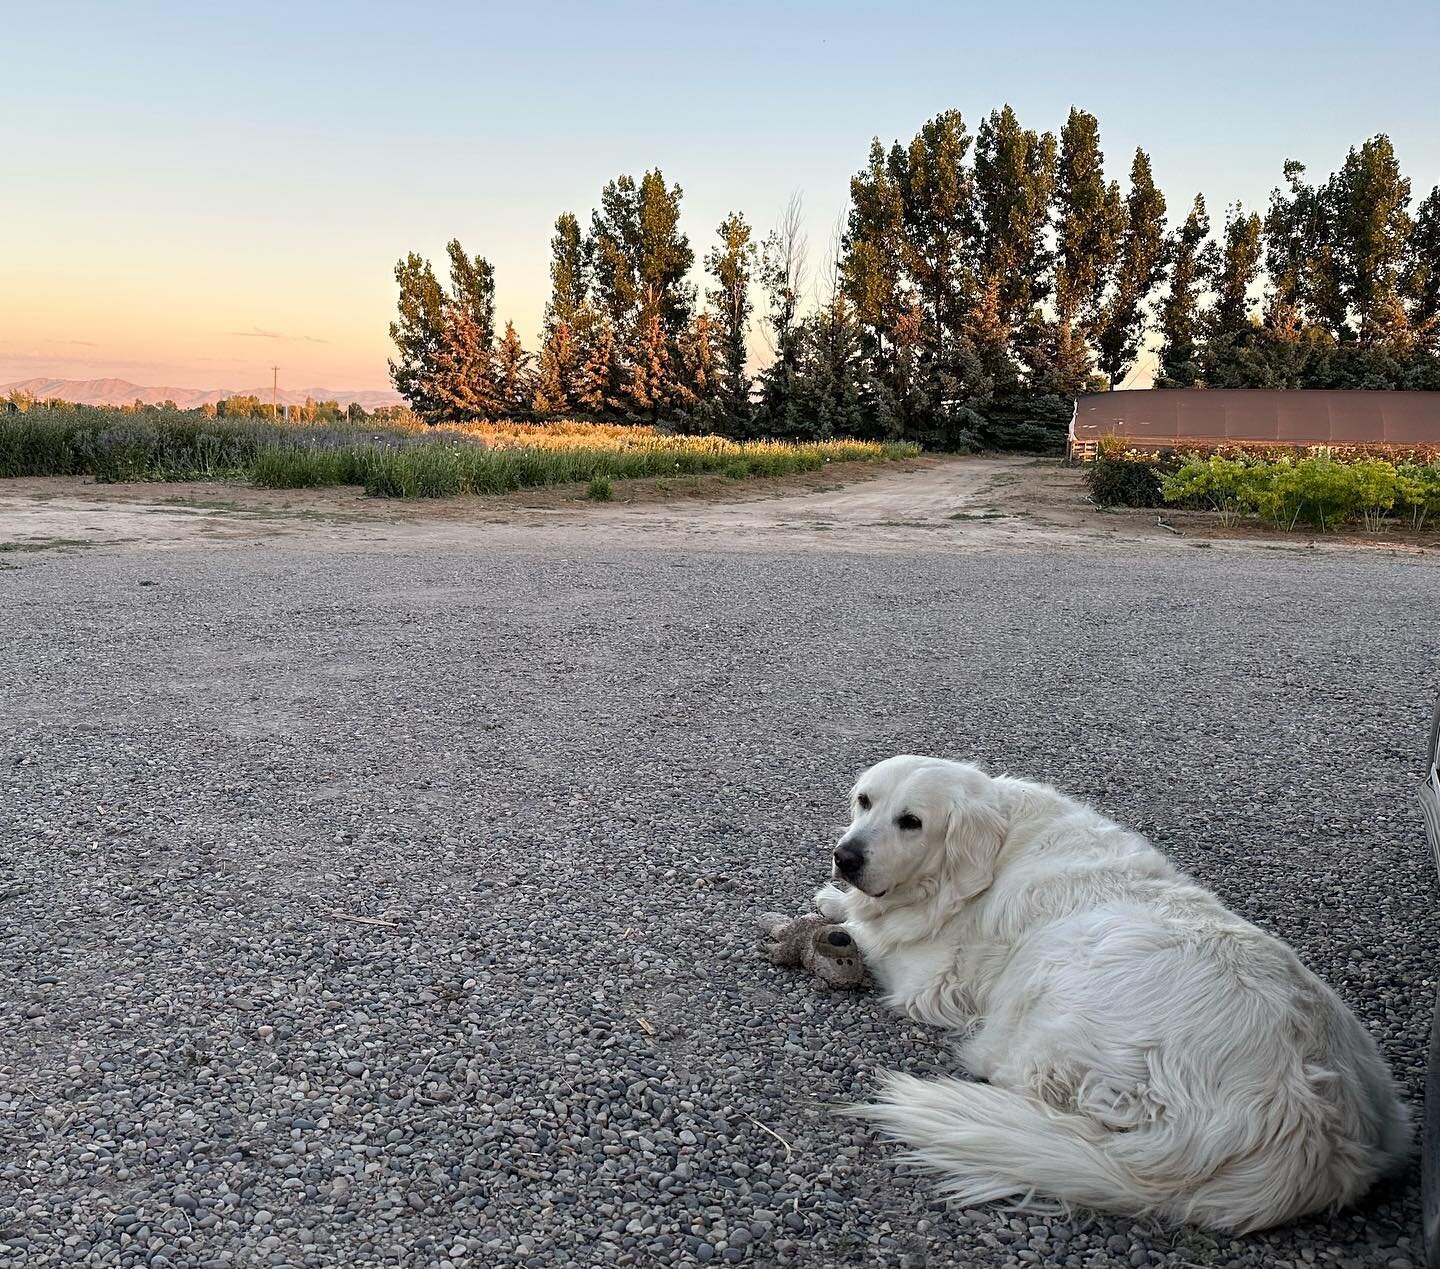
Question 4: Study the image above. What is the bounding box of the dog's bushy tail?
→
[846,1073,1168,1219]
[847,1070,1410,1233]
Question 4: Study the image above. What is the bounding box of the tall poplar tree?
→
[1096,148,1168,387]
[588,170,694,338]
[1329,134,1412,345]
[1406,186,1440,343]
[1212,206,1264,335]
[972,105,1057,330]
[1052,108,1125,391]
[1156,194,1216,388]
[388,252,447,420]
[545,212,588,332]
[705,212,758,427]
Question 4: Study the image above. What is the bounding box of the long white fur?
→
[817,755,1410,1233]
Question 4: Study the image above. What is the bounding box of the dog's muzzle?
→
[833,837,866,884]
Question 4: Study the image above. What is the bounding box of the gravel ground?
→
[1,511,1437,1269]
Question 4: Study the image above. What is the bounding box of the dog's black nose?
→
[834,839,866,881]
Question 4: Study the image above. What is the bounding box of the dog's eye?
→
[856,793,871,810]
[896,813,922,831]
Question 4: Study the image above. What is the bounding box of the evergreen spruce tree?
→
[532,320,580,416]
[677,312,725,432]
[495,322,534,417]
[432,306,502,421]
[625,304,690,422]
[794,292,867,440]
[429,241,504,421]
[533,212,594,416]
[575,321,623,417]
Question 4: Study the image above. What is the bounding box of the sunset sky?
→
[4,0,1437,394]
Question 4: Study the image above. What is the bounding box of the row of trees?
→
[2,390,406,425]
[388,109,1440,450]
[1157,140,1439,393]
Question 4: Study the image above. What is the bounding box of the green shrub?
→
[1086,456,1167,507]
[586,475,614,501]
[1161,456,1252,523]
[1344,458,1398,531]
[1397,463,1440,529]
[1156,451,1440,532]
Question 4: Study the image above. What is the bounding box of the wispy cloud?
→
[226,326,329,345]
[0,338,101,349]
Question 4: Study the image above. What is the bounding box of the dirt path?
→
[0,457,1431,558]
[562,453,1127,550]
[0,457,1151,556]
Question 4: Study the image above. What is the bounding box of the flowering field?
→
[0,406,917,498]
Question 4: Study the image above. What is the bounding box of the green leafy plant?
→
[1160,456,1252,525]
[1397,463,1440,529]
[1153,449,1440,533]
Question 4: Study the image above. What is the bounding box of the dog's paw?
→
[813,884,849,922]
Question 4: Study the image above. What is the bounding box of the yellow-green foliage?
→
[0,405,918,497]
[1161,451,1440,531]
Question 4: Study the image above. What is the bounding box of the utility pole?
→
[271,366,279,420]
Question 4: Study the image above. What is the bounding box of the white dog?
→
[815,755,1410,1233]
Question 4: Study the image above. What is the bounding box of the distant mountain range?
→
[1,377,403,411]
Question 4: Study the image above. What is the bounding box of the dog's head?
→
[832,755,1006,905]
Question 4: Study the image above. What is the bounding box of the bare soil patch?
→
[0,457,1433,558]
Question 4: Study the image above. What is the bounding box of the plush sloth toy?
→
[757,911,866,989]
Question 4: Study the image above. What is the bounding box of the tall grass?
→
[0,405,918,497]
[355,436,909,497]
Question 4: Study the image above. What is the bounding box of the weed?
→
[0,537,97,552]
[1,405,921,500]
[586,475,615,501]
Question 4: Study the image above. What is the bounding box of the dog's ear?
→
[941,777,1006,902]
